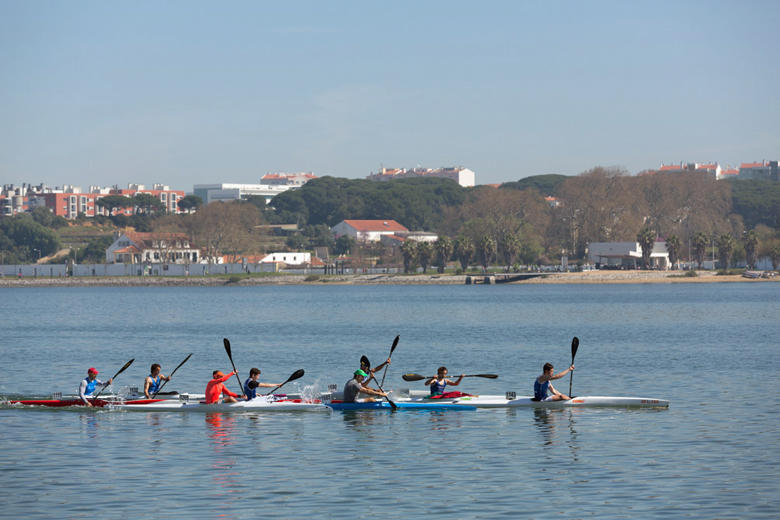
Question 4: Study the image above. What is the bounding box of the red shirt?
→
[205,372,238,404]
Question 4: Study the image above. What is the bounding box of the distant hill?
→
[499,174,569,195]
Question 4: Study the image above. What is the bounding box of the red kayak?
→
[9,398,167,408]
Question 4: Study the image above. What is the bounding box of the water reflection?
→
[204,412,240,502]
[78,413,99,439]
[532,408,580,459]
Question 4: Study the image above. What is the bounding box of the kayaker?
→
[534,362,574,401]
[143,363,171,398]
[425,366,464,396]
[360,356,391,387]
[205,370,240,404]
[243,368,280,399]
[78,367,113,407]
[343,369,387,402]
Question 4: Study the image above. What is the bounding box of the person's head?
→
[543,362,554,374]
[87,367,98,379]
[150,363,161,375]
[213,370,224,379]
[249,367,261,380]
[437,366,448,377]
[354,369,367,381]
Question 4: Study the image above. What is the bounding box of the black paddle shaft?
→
[94,358,134,398]
[151,353,193,399]
[569,336,579,397]
[223,338,246,398]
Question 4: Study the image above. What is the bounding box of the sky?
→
[1,1,778,191]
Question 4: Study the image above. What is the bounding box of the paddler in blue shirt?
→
[534,362,574,401]
[143,363,171,398]
[243,367,281,399]
[425,366,464,396]
[78,367,113,407]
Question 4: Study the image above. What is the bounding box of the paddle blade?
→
[471,374,498,379]
[117,358,134,376]
[223,338,232,358]
[571,336,579,362]
[402,373,425,382]
[389,335,400,355]
[287,369,305,382]
[360,355,370,369]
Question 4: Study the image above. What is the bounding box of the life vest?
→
[84,377,98,396]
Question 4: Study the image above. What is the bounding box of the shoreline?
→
[1,270,776,287]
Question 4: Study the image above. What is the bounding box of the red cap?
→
[88,367,99,375]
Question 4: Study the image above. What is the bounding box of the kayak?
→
[6,398,167,408]
[112,397,327,412]
[396,394,669,408]
[326,400,477,411]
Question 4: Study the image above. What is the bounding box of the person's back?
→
[343,378,363,403]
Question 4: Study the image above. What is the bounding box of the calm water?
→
[0,283,778,519]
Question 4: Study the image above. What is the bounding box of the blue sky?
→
[1,1,778,190]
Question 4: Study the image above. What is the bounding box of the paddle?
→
[94,358,134,398]
[569,336,579,397]
[151,353,193,399]
[379,335,400,387]
[263,369,305,396]
[362,355,397,410]
[402,373,498,382]
[222,338,246,399]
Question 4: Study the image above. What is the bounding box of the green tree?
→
[133,193,166,215]
[177,195,203,213]
[29,207,68,229]
[0,214,62,262]
[400,239,419,273]
[637,227,657,269]
[453,235,474,271]
[416,241,434,274]
[692,232,708,269]
[476,235,496,272]
[434,236,454,274]
[716,233,735,269]
[770,245,780,271]
[666,234,681,269]
[333,234,354,256]
[79,235,114,263]
[96,195,134,215]
[743,229,759,269]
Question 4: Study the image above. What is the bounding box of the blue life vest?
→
[148,375,162,394]
[430,379,447,395]
[84,377,98,396]
[534,379,549,400]
[244,377,257,399]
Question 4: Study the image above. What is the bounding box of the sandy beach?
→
[0,270,776,287]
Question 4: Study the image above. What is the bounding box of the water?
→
[1,283,778,519]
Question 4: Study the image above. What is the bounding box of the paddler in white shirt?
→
[143,363,171,398]
[78,367,113,407]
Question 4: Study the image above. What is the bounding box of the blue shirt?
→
[244,377,257,399]
[148,375,162,394]
[430,379,447,396]
[534,379,550,400]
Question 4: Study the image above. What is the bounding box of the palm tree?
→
[476,235,496,272]
[771,245,780,271]
[716,234,735,270]
[692,232,708,269]
[434,236,454,274]
[637,227,657,269]
[498,231,521,272]
[453,236,474,271]
[417,241,434,274]
[743,230,759,269]
[400,240,418,274]
[666,234,681,270]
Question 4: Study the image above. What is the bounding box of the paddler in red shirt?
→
[205,370,240,404]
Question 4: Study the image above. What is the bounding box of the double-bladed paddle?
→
[569,336,579,397]
[362,355,397,410]
[263,369,305,396]
[379,335,400,387]
[223,338,246,398]
[94,358,134,398]
[151,353,193,399]
[402,373,498,382]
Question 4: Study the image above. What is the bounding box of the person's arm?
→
[143,377,153,398]
[257,382,280,387]
[551,365,574,381]
[549,382,560,397]
[359,384,386,397]
[222,386,239,398]
[372,357,392,373]
[219,372,235,383]
[424,377,436,386]
[449,375,465,387]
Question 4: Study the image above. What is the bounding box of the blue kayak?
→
[326,401,476,411]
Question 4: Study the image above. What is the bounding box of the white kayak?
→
[111,396,327,412]
[390,391,669,408]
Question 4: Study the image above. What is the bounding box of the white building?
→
[106,230,201,264]
[194,174,316,205]
[258,252,311,265]
[588,241,669,270]
[331,220,409,242]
